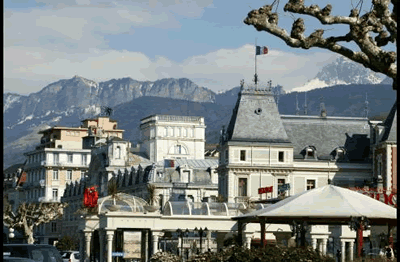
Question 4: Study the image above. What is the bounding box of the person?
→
[336,249,342,262]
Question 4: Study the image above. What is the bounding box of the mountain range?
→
[3,58,396,169]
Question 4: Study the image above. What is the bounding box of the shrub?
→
[150,251,182,262]
[187,245,335,262]
[55,235,78,251]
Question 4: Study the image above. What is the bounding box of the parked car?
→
[3,244,63,262]
[60,251,80,262]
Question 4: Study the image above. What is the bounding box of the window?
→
[238,178,248,197]
[52,189,58,201]
[67,170,72,180]
[82,154,87,165]
[177,128,181,137]
[53,153,59,164]
[307,180,316,190]
[240,150,246,161]
[279,151,284,162]
[115,146,121,159]
[175,145,182,154]
[183,128,187,137]
[53,170,59,180]
[67,154,73,163]
[51,222,57,232]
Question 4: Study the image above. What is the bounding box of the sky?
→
[4,0,390,95]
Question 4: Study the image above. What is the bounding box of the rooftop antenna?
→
[363,92,369,118]
[320,95,327,117]
[273,84,280,106]
[295,94,300,115]
[268,80,272,92]
[303,92,308,115]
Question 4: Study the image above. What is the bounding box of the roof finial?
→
[363,92,369,118]
[303,92,308,115]
[268,80,272,92]
[240,79,245,91]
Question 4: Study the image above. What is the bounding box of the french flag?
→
[256,46,268,55]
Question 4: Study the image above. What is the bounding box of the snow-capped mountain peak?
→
[290,56,386,93]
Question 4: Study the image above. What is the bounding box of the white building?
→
[140,115,206,162]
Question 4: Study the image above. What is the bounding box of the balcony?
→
[38,197,59,203]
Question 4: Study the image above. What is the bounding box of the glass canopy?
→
[97,193,148,214]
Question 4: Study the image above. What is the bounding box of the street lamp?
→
[176,228,189,257]
[348,216,370,258]
[194,227,208,254]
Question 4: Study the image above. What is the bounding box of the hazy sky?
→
[4,0,390,95]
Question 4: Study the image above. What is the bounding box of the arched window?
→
[116,146,121,159]
[169,144,188,155]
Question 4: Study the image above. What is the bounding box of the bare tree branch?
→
[3,200,68,244]
[244,0,397,89]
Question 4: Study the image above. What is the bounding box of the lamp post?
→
[194,227,208,254]
[348,216,370,259]
[176,228,189,258]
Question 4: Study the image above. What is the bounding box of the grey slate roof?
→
[381,100,397,142]
[281,115,370,159]
[226,87,291,144]
[169,159,218,169]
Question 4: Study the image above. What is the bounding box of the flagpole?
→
[255,38,258,86]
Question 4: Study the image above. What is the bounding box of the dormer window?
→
[331,147,346,161]
[303,145,317,160]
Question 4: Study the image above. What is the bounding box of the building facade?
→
[217,84,372,204]
[140,115,206,162]
[18,116,122,244]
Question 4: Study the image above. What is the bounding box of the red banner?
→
[258,186,273,194]
[83,186,99,208]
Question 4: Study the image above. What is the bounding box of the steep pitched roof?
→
[281,115,370,159]
[226,87,291,144]
[381,100,397,142]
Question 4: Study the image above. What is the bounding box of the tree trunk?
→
[25,226,35,244]
[23,219,35,244]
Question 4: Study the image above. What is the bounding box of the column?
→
[322,238,328,256]
[245,236,252,249]
[312,238,317,250]
[319,239,323,254]
[349,240,354,261]
[237,221,243,246]
[206,230,212,251]
[106,231,114,262]
[260,219,266,248]
[99,230,104,262]
[152,232,160,255]
[84,231,92,262]
[144,231,148,262]
[341,240,346,262]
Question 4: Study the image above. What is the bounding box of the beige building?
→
[20,116,122,244]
